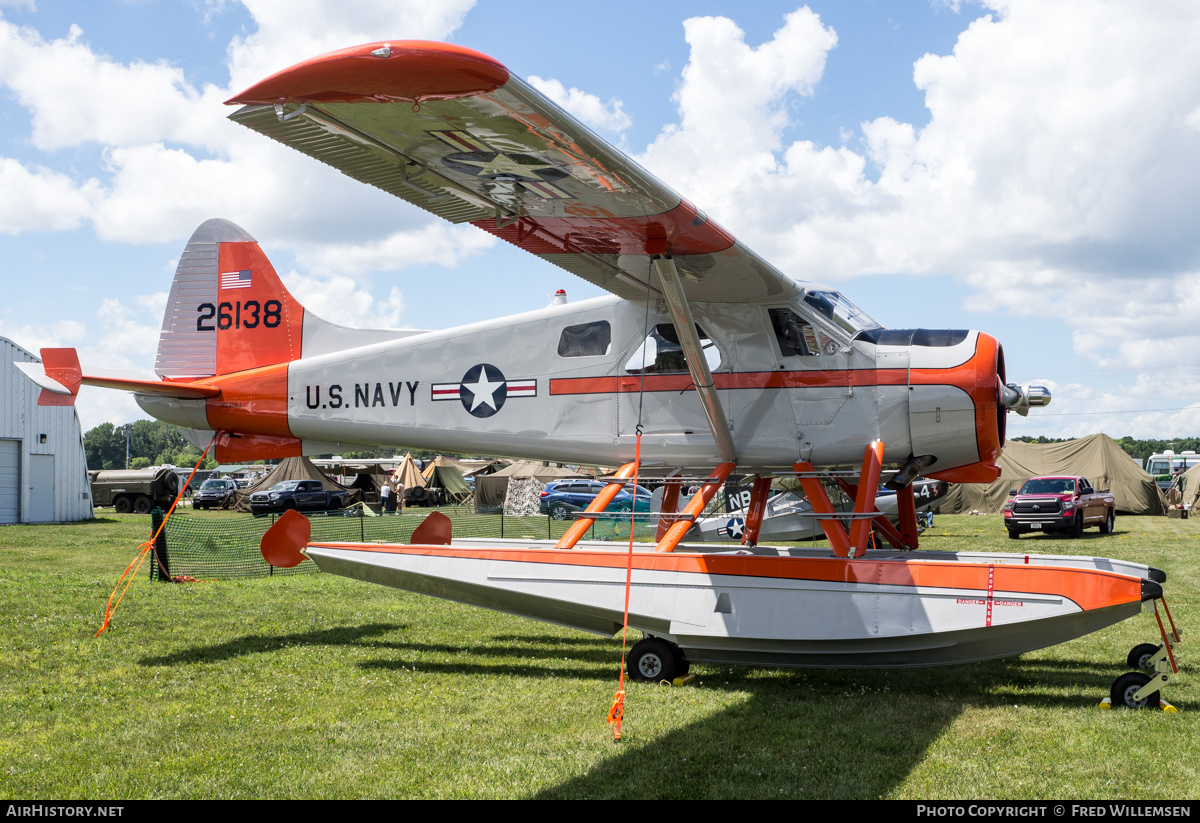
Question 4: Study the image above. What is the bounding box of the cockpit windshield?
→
[802,290,881,338]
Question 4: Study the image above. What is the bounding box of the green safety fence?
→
[149,507,659,581]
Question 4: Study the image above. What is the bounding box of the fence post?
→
[150,508,170,582]
[500,510,504,539]
[360,510,365,543]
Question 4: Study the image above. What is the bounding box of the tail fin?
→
[156,218,425,379]
[155,219,305,379]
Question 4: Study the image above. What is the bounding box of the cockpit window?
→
[624,323,722,374]
[802,290,881,337]
[769,309,822,357]
[557,321,611,357]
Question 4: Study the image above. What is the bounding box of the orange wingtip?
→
[225,41,509,106]
[260,509,311,568]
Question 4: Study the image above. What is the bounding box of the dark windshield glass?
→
[802,290,881,336]
[1020,478,1076,495]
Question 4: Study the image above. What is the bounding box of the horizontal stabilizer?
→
[14,353,220,406]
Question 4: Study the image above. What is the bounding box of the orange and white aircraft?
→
[19,42,1178,705]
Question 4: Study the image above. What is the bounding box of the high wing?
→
[226,40,799,305]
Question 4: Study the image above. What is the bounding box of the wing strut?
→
[651,255,737,464]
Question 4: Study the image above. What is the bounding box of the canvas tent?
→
[1172,462,1200,511]
[938,434,1165,516]
[230,456,360,512]
[474,460,583,510]
[425,464,473,504]
[421,455,471,481]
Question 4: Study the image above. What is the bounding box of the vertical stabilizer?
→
[155,218,305,378]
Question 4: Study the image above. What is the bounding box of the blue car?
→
[539,479,653,520]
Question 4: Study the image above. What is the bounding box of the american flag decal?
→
[220,270,252,290]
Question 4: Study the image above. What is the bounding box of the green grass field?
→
[1,511,1196,799]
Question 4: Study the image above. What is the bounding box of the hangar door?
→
[0,440,19,524]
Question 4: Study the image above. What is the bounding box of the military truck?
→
[88,467,181,514]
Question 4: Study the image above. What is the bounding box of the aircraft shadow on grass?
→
[138,622,404,666]
[532,656,1153,800]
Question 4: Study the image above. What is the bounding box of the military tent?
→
[230,456,360,512]
[425,464,473,504]
[938,434,1165,516]
[474,461,583,511]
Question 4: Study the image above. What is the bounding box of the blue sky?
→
[3,1,1200,443]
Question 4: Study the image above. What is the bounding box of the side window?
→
[558,321,612,357]
[624,323,722,374]
[769,309,820,357]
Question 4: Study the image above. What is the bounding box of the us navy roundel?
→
[459,363,507,418]
[430,365,538,418]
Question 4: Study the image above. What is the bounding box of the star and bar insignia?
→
[432,130,573,200]
[432,364,537,418]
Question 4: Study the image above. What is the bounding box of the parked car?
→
[193,477,239,510]
[1003,475,1116,539]
[249,480,347,514]
[539,479,653,520]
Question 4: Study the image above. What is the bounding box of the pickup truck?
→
[249,480,347,514]
[1003,476,1115,539]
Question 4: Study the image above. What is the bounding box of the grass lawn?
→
[1,511,1196,799]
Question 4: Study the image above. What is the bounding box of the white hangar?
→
[1,338,93,524]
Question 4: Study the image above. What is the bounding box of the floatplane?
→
[19,41,1180,707]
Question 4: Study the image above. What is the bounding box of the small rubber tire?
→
[1110,671,1160,709]
[1007,528,1020,540]
[1100,510,1115,535]
[670,644,691,676]
[629,637,677,683]
[114,496,132,514]
[549,504,570,521]
[1069,514,1083,539]
[1127,643,1161,671]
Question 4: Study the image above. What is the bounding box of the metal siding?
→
[1,338,94,522]
[0,439,18,523]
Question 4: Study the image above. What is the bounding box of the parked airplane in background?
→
[18,41,1178,707]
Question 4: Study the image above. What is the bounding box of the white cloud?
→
[527,76,631,133]
[638,8,837,214]
[631,1,1200,394]
[0,318,86,351]
[0,158,100,233]
[225,0,476,93]
[292,222,496,277]
[0,20,228,152]
[283,271,409,329]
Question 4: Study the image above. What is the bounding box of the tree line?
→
[82,420,462,471]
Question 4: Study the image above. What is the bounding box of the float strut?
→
[656,463,736,553]
[795,441,886,558]
[555,461,639,550]
[741,475,773,547]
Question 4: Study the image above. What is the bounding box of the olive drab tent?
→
[424,464,473,504]
[230,456,360,512]
[474,460,583,511]
[938,434,1165,516]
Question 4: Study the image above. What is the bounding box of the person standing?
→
[380,480,392,514]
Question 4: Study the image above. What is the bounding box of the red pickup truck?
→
[1003,476,1116,539]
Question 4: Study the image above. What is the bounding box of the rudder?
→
[155,218,305,379]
